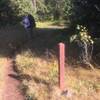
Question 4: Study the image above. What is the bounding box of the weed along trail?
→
[2,58,25,100]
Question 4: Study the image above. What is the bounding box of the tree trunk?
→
[32,0,37,13]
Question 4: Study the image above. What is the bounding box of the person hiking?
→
[22,13,36,40]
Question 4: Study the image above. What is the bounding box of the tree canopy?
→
[0,0,100,37]
[69,0,100,37]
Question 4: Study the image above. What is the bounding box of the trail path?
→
[1,58,25,100]
[0,25,68,100]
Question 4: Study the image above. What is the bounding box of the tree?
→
[32,0,37,13]
[0,0,20,25]
[45,0,66,20]
[12,0,34,16]
[63,0,74,25]
[0,0,35,25]
[68,0,100,37]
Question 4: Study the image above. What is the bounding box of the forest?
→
[0,0,100,100]
[0,0,100,38]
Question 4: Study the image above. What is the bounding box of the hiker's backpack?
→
[28,15,36,28]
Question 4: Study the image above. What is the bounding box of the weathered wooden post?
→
[58,42,65,91]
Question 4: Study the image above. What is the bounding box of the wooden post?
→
[58,43,65,91]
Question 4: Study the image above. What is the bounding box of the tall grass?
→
[16,50,100,100]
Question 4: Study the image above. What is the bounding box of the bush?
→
[0,0,35,26]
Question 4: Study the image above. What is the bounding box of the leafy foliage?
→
[0,0,19,25]
[70,25,94,44]
[0,0,100,36]
[70,25,94,67]
[64,0,73,20]
[44,0,66,20]
[12,0,34,16]
[69,0,100,37]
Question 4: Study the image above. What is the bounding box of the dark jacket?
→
[22,15,36,28]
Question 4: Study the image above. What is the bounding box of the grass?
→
[36,20,66,28]
[66,67,100,94]
[16,50,100,100]
[14,22,100,99]
[16,50,59,100]
[0,21,100,100]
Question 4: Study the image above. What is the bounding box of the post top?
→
[58,42,65,46]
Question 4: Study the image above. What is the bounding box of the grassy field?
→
[16,50,100,100]
[0,21,100,100]
[15,21,100,100]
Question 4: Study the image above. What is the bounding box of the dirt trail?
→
[1,58,25,100]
